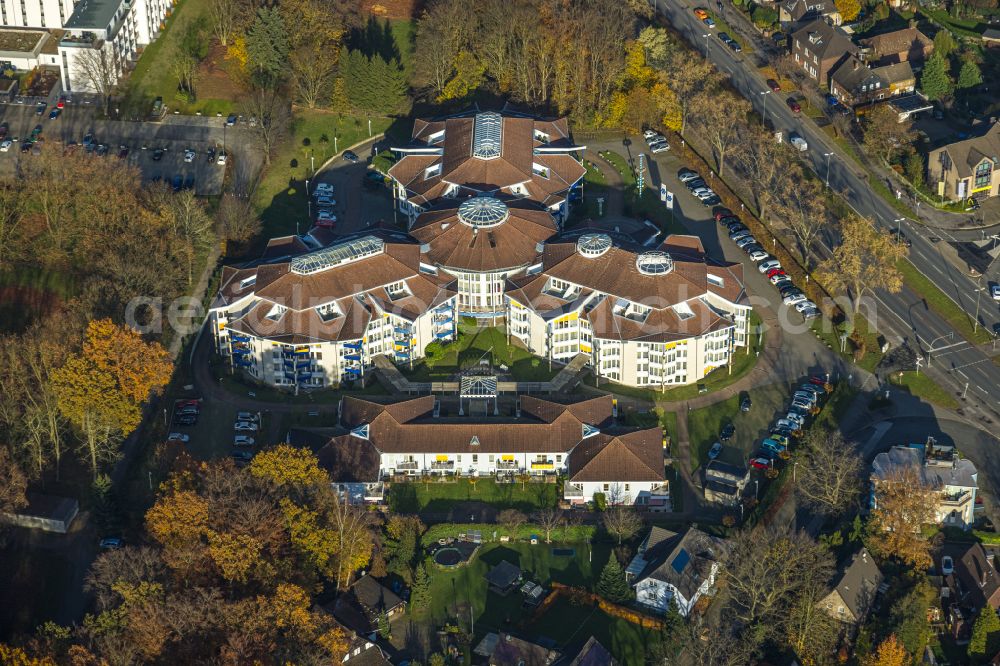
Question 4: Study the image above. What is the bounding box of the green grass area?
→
[920,8,985,37]
[626,187,688,235]
[810,313,883,373]
[388,478,561,514]
[688,395,740,471]
[123,0,235,116]
[255,110,394,238]
[402,324,559,383]
[419,540,657,661]
[599,150,636,186]
[422,523,596,545]
[390,20,416,82]
[895,259,991,345]
[812,382,859,431]
[888,371,960,409]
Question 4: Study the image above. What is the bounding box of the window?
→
[315,302,341,322]
[603,484,610,491]
[707,274,724,287]
[974,160,992,190]
[265,304,287,321]
[424,163,442,180]
[428,129,445,144]
[472,455,478,463]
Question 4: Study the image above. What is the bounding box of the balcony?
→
[530,460,554,470]
[431,460,455,471]
[496,461,518,470]
[564,485,584,499]
[941,491,972,506]
[396,461,419,471]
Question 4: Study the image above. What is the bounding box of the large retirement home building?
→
[208,107,753,390]
[289,394,670,506]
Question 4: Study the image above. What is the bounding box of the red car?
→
[177,399,200,408]
[809,375,828,386]
[766,268,786,278]
[766,79,781,93]
[749,457,772,470]
[787,97,801,113]
[713,208,734,221]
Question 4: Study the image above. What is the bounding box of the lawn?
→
[626,186,688,235]
[123,0,236,117]
[810,312,882,373]
[599,150,636,187]
[531,597,661,664]
[401,325,559,383]
[388,478,561,514]
[920,8,985,37]
[255,110,395,239]
[895,259,992,345]
[888,371,960,409]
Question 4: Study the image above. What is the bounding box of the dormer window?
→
[386,280,412,300]
[424,163,442,180]
[613,298,651,322]
[532,162,550,178]
[265,303,287,321]
[707,274,725,287]
[533,129,550,143]
[239,275,257,291]
[314,301,342,322]
[428,129,445,145]
[672,301,696,321]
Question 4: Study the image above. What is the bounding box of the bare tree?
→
[218,192,262,244]
[603,505,643,545]
[534,507,564,544]
[72,46,119,117]
[816,214,906,313]
[240,86,291,166]
[784,578,842,666]
[210,0,246,47]
[0,446,27,515]
[794,429,862,518]
[692,91,751,176]
[734,126,789,221]
[498,508,527,538]
[773,168,828,268]
[723,524,834,647]
[168,49,198,100]
[665,52,717,134]
[290,47,334,109]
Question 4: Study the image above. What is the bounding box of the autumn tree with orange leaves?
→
[863,635,909,666]
[51,319,172,477]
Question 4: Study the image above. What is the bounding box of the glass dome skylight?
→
[577,233,612,258]
[457,196,510,228]
[472,112,502,160]
[636,251,674,275]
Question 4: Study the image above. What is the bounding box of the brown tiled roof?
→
[860,27,932,59]
[508,233,746,342]
[388,109,585,209]
[338,394,615,455]
[568,430,664,482]
[792,19,859,61]
[934,122,1000,179]
[261,235,309,260]
[410,197,557,272]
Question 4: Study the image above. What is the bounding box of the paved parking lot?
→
[0,103,239,195]
[309,140,398,235]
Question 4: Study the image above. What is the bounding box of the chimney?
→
[853,59,860,71]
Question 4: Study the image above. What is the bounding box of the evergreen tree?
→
[920,53,953,101]
[369,54,409,115]
[596,557,632,604]
[849,514,865,542]
[905,152,924,189]
[245,7,289,87]
[410,563,431,612]
[969,607,1000,663]
[933,30,956,59]
[957,59,983,90]
[377,610,391,639]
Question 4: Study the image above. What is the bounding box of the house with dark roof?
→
[563,429,668,507]
[485,560,522,595]
[567,637,618,666]
[506,231,751,388]
[704,460,750,506]
[626,527,727,615]
[285,428,383,503]
[859,26,933,68]
[941,542,1000,613]
[388,107,586,226]
[779,0,840,30]
[818,548,883,625]
[791,19,859,86]
[927,121,1000,202]
[332,574,405,635]
[473,633,561,665]
[829,55,915,106]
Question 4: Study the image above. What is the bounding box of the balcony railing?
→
[530,461,554,470]
[564,485,584,498]
[496,461,518,470]
[431,460,455,470]
[395,461,419,470]
[941,491,972,506]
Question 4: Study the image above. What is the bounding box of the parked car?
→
[649,141,670,154]
[117,145,128,159]
[36,102,46,116]
[206,147,216,163]
[794,300,817,313]
[759,259,781,273]
[236,411,259,422]
[727,40,742,53]
[787,98,801,113]
[152,148,164,161]
[99,537,124,549]
[679,169,701,183]
[784,293,807,306]
[643,129,659,140]
[314,182,335,196]
[171,174,183,191]
[749,457,772,470]
[789,132,808,152]
[231,449,254,465]
[735,236,758,249]
[316,210,337,226]
[225,114,237,126]
[708,441,723,460]
[645,133,666,145]
[713,208,734,221]
[183,149,196,163]
[0,140,10,152]
[772,275,792,287]
[701,194,721,206]
[176,415,198,426]
[703,16,716,27]
[718,32,733,43]
[800,306,820,320]
[793,391,817,405]
[941,555,954,575]
[791,398,813,411]
[761,439,785,456]
[175,405,200,416]
[784,412,806,426]
[720,423,735,441]
[694,7,709,18]
[740,396,752,412]
[234,435,255,447]
[217,151,228,165]
[166,433,190,443]
[748,248,769,262]
[342,150,359,163]
[48,108,60,120]
[991,284,1000,301]
[767,79,781,93]
[234,421,258,432]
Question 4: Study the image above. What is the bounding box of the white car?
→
[643,129,659,140]
[316,211,337,226]
[650,141,670,153]
[0,139,11,152]
[759,259,781,273]
[234,420,258,432]
[233,435,255,447]
[991,285,1000,301]
[784,293,808,306]
[313,182,334,196]
[795,300,817,313]
[166,432,189,443]
[748,249,769,262]
[691,187,712,197]
[941,555,954,575]
[785,412,806,426]
[183,149,196,163]
[735,236,757,249]
[800,306,820,320]
[678,170,700,183]
[217,151,228,165]
[236,411,259,422]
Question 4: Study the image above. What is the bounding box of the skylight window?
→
[239,275,257,290]
[290,235,384,275]
[265,304,287,321]
[472,112,502,160]
[707,274,725,287]
[314,302,341,322]
[673,302,696,321]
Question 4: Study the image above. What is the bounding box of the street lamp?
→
[973,282,986,334]
[823,152,833,188]
[760,90,772,127]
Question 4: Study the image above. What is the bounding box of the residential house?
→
[339,628,391,666]
[870,444,980,529]
[285,428,384,503]
[567,637,618,666]
[941,542,1000,613]
[563,428,669,508]
[2,493,78,534]
[830,55,915,106]
[332,575,405,635]
[791,19,860,86]
[818,547,883,625]
[983,28,1000,48]
[780,0,840,30]
[859,26,934,68]
[627,527,727,616]
[927,121,1000,202]
[473,633,561,665]
[703,460,750,506]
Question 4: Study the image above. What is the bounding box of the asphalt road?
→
[651,0,1000,420]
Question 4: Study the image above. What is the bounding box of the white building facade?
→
[0,0,73,29]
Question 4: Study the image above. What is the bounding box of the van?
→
[789,132,808,152]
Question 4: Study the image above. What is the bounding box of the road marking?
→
[979,385,988,393]
[956,369,968,379]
